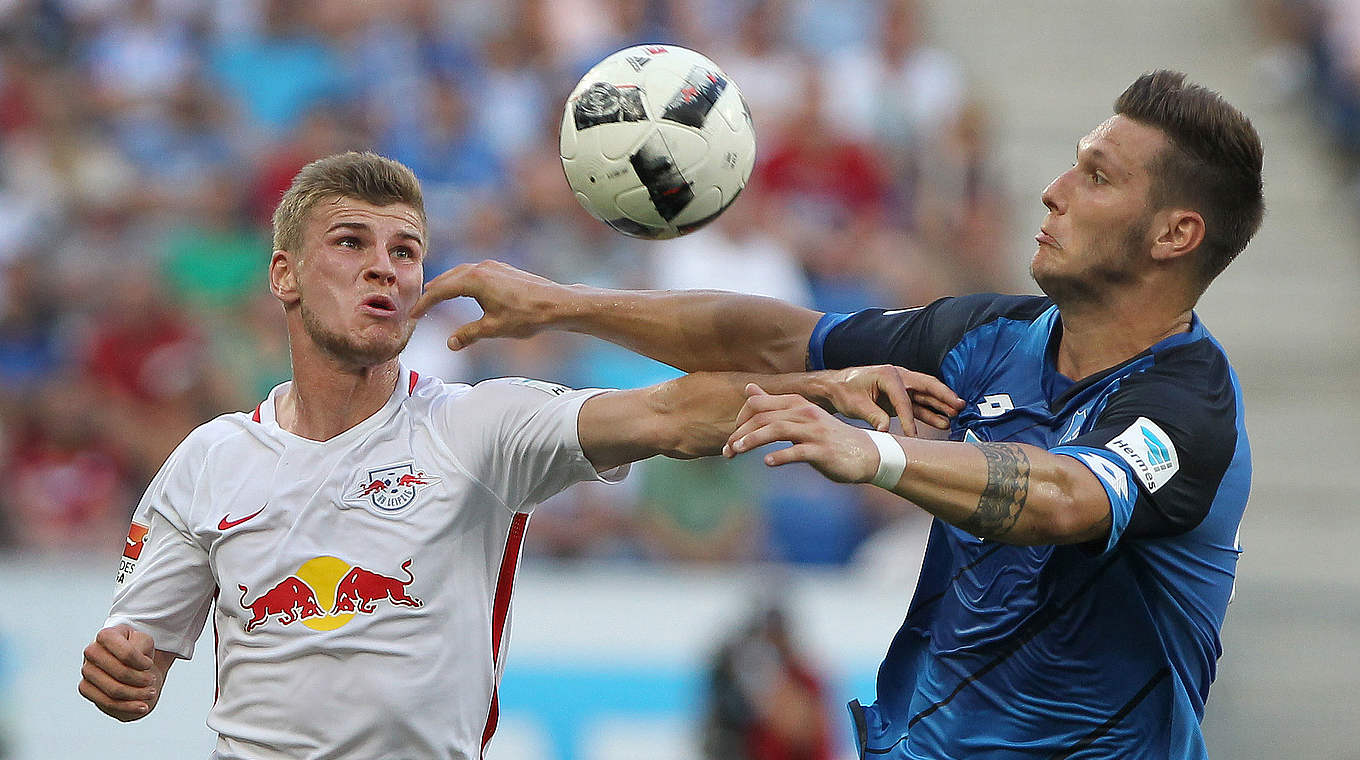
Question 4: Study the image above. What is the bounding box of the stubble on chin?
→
[300,301,414,368]
[1030,219,1147,306]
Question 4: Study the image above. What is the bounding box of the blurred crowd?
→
[0,0,1017,567]
[1255,0,1360,195]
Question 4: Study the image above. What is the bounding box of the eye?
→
[337,236,360,249]
[392,246,416,260]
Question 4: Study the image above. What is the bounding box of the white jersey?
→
[105,367,625,760]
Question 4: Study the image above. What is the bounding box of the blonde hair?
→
[272,152,426,253]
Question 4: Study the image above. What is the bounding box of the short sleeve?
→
[105,440,217,659]
[810,294,1052,375]
[435,377,628,512]
[1050,350,1241,549]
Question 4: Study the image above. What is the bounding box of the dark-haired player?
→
[415,70,1264,758]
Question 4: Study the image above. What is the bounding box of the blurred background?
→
[0,0,1357,758]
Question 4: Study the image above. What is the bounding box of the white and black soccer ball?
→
[559,44,756,240]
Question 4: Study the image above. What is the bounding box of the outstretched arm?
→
[411,260,822,374]
[578,367,963,472]
[723,386,1111,545]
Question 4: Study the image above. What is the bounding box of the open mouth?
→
[361,294,398,314]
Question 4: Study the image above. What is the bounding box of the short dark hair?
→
[272,152,426,253]
[1114,70,1264,285]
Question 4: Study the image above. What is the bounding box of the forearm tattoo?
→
[959,443,1031,539]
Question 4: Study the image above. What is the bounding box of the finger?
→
[876,373,916,433]
[763,443,816,468]
[728,405,815,449]
[78,677,149,721]
[734,390,799,428]
[83,643,154,688]
[80,659,157,703]
[912,405,952,430]
[907,416,923,438]
[96,626,154,671]
[727,410,782,450]
[730,419,807,454]
[899,370,965,411]
[912,390,962,417]
[410,263,475,319]
[447,317,490,351]
[839,397,889,432]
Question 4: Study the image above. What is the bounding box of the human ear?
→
[1151,210,1205,262]
[270,250,301,305]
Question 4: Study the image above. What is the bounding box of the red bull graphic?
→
[343,461,441,514]
[358,480,387,497]
[332,559,423,614]
[239,576,325,632]
[237,557,421,632]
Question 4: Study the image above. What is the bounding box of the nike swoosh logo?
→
[218,505,267,531]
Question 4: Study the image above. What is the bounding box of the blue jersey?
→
[809,294,1249,760]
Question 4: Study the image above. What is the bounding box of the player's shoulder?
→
[143,411,264,495]
[176,410,263,460]
[1099,326,1244,458]
[931,292,1053,329]
[845,293,1052,333]
[405,373,585,426]
[406,369,472,401]
[1128,323,1241,409]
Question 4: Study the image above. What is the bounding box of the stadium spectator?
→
[0,0,1012,567]
[636,455,767,563]
[0,380,133,553]
[702,603,834,760]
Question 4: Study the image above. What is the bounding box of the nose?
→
[363,251,397,285]
[1041,169,1070,215]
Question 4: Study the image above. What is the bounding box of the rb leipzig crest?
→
[344,461,440,514]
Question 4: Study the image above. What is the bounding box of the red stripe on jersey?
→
[480,511,529,757]
[251,404,262,423]
[408,370,419,395]
[212,587,220,704]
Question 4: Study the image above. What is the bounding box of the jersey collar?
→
[251,365,422,443]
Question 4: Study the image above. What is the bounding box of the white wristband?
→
[865,430,906,490]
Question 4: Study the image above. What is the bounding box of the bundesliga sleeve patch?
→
[1105,417,1180,492]
[116,521,150,588]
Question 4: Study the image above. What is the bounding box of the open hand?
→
[410,260,571,350]
[821,365,963,435]
[723,384,883,484]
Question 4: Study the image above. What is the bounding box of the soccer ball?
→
[559,44,756,240]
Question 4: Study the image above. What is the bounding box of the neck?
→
[276,349,401,441]
[1053,293,1193,381]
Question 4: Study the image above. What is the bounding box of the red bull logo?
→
[343,461,441,514]
[332,559,423,614]
[239,576,325,632]
[237,556,422,632]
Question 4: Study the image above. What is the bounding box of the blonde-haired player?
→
[78,152,960,760]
